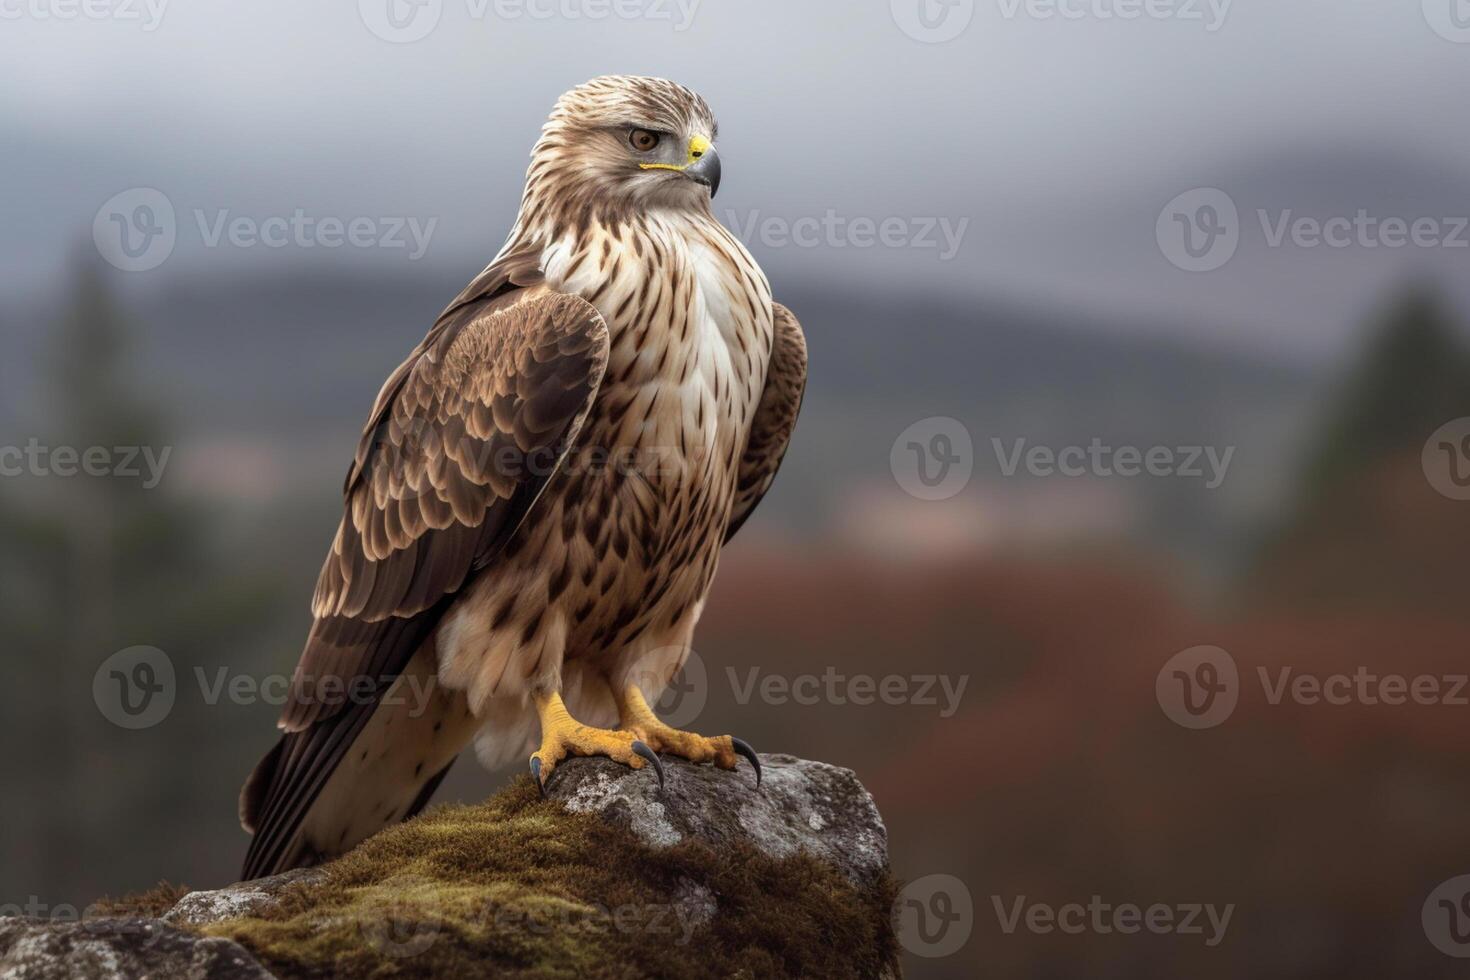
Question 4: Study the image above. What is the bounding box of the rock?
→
[16,754,899,979]
[0,916,274,979]
[549,753,891,888]
[163,870,325,928]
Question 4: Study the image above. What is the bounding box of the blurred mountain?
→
[8,130,1470,359]
[2,267,1324,579]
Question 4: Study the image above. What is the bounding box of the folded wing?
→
[240,270,608,879]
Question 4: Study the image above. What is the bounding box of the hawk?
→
[240,76,807,879]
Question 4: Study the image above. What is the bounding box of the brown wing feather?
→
[726,302,807,542]
[241,260,608,880]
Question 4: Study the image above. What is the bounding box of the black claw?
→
[631,740,665,789]
[529,756,545,797]
[730,737,762,788]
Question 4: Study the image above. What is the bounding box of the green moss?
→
[93,881,192,919]
[204,778,899,979]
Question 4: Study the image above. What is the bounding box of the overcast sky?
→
[3,0,1468,361]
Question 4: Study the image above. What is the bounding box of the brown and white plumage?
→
[241,76,806,880]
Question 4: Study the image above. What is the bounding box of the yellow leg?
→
[617,685,761,786]
[529,691,660,792]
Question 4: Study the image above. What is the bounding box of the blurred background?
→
[4,1,1470,976]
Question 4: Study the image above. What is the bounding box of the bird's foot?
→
[618,685,761,788]
[529,691,662,795]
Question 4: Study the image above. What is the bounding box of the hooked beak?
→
[683,137,721,198]
[641,134,721,198]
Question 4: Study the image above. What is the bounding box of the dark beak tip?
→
[686,151,721,199]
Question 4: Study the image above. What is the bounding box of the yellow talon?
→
[617,685,761,786]
[530,691,655,790]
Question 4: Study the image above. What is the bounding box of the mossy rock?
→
[194,756,899,979]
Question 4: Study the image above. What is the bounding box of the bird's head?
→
[522,75,721,225]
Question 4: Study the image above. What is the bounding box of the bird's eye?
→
[629,129,661,152]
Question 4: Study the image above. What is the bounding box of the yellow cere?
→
[639,134,713,172]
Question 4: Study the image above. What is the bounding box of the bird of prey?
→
[240,75,807,879]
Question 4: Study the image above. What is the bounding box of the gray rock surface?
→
[0,917,273,979]
[549,752,891,887]
[163,869,324,928]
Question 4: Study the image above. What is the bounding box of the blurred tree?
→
[1294,285,1470,501]
[1246,284,1470,611]
[0,255,278,906]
